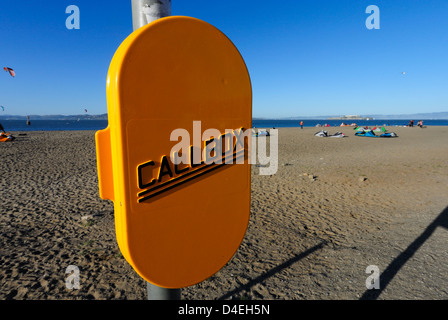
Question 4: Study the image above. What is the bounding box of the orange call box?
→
[95,16,252,288]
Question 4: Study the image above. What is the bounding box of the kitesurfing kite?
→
[84,109,87,113]
[1,106,4,111]
[3,67,15,77]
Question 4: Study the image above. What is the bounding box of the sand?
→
[0,125,447,300]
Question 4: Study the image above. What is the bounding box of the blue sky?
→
[1,0,447,118]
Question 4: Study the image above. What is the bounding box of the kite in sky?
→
[3,67,15,77]
[1,106,4,111]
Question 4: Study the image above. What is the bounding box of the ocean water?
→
[1,119,447,132]
[1,120,109,132]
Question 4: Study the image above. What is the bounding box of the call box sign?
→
[95,16,252,288]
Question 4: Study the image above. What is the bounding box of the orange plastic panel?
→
[95,16,251,288]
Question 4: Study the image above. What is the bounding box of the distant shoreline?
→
[1,119,448,132]
[1,111,448,121]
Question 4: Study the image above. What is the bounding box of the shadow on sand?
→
[361,206,448,300]
[218,241,326,300]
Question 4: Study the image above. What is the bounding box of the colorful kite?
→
[3,67,15,77]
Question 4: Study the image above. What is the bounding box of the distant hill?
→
[262,111,448,120]
[362,112,448,120]
[2,111,447,121]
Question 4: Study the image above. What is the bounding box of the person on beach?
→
[417,120,423,128]
[300,121,303,129]
[408,120,414,127]
[0,122,5,133]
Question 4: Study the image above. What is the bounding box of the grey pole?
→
[147,282,181,300]
[130,0,180,300]
[131,0,171,29]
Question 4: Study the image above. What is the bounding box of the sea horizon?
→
[1,119,448,132]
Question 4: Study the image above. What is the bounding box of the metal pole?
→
[131,0,171,29]
[146,282,181,300]
[130,0,179,300]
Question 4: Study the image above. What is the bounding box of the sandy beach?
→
[0,125,447,300]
